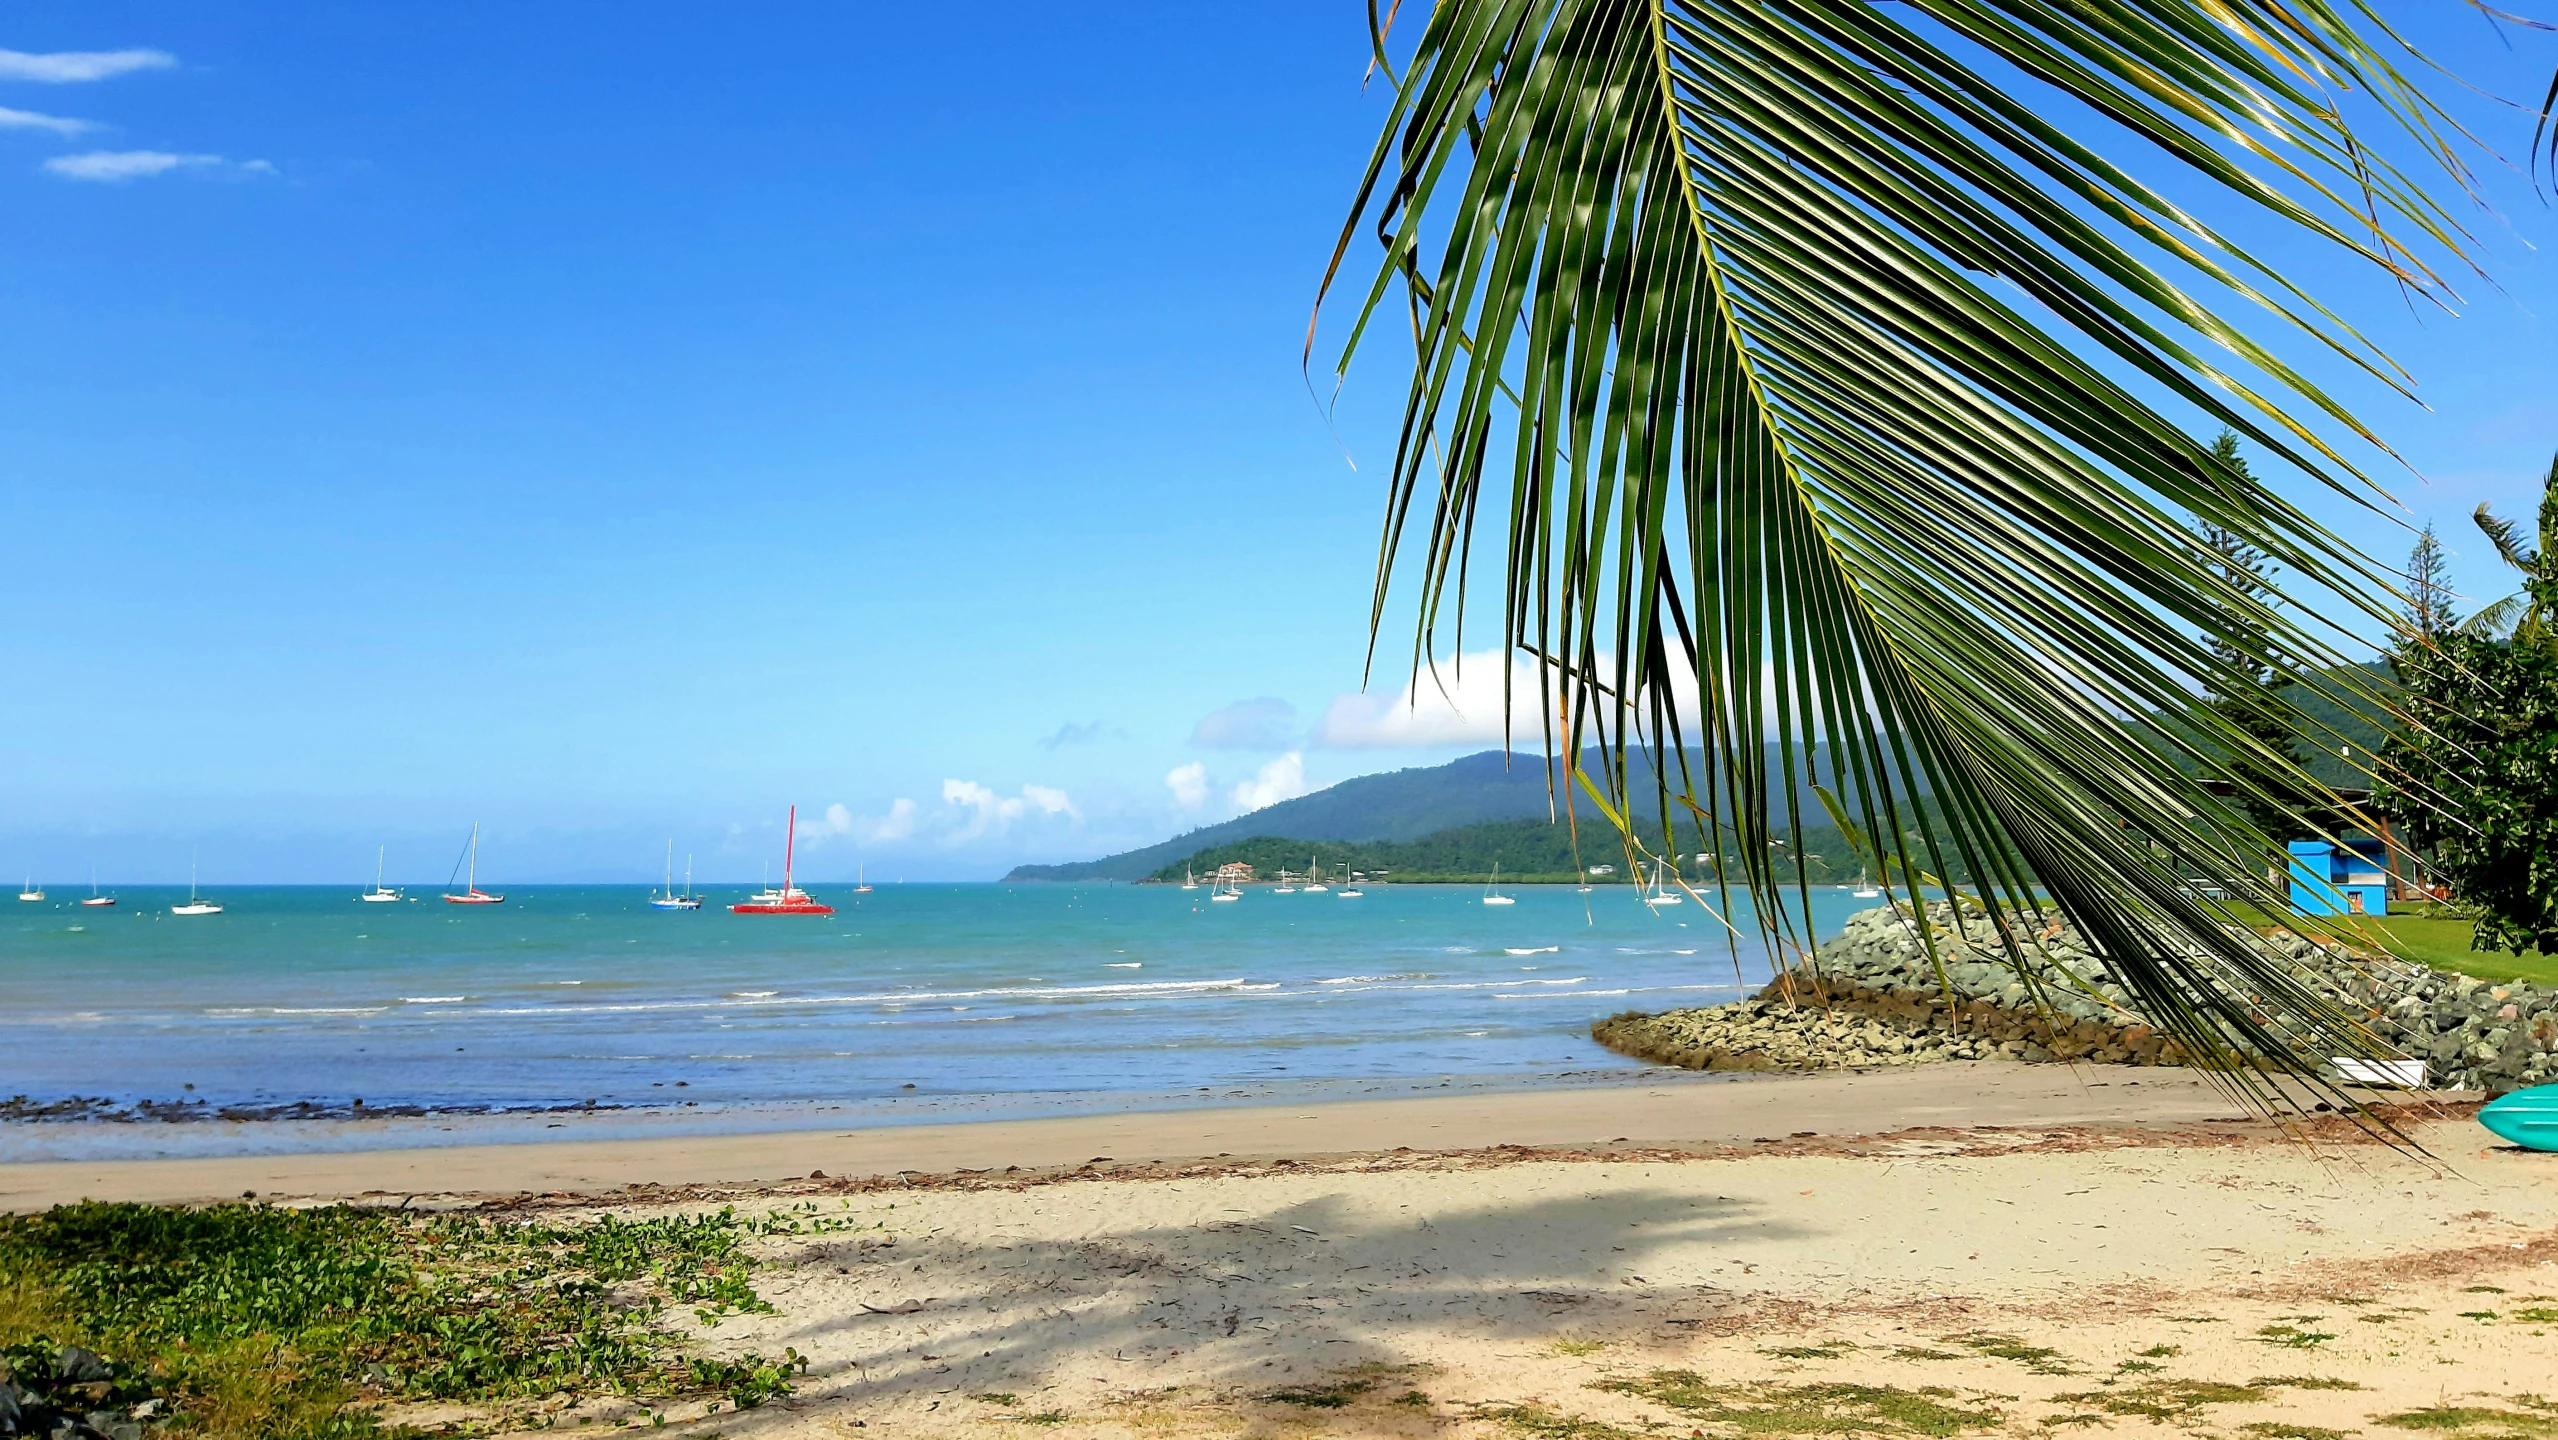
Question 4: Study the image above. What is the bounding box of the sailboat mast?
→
[468,824,478,891]
[783,805,797,895]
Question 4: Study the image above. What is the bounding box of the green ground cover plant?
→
[1595,1371,2001,1436]
[0,1200,812,1439]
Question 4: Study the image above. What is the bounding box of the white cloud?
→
[43,149,218,181]
[941,778,1079,838]
[794,799,918,847]
[1316,650,1544,748]
[0,106,93,136]
[1318,648,1708,748]
[1164,762,1209,809]
[1231,752,1307,812]
[0,47,175,82]
[870,798,919,842]
[1190,697,1298,750]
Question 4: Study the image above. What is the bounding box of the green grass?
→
[2215,902,2558,984]
[0,1199,814,1439]
[1596,1371,2001,1436]
[1263,1377,1377,1408]
[1948,1333,2075,1375]
[2049,1380,2266,1420]
[2374,1407,2558,1438]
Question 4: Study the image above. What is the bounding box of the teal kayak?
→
[2479,1085,2558,1151]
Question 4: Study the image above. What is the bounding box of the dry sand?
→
[10,1065,2554,1437]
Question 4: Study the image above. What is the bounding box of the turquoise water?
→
[1,882,1880,1157]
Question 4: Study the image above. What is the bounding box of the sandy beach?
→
[11,1065,2554,1437]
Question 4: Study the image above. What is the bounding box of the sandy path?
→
[0,1062,2249,1209]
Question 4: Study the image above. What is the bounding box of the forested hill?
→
[1003,747,1830,882]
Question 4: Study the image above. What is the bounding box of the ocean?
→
[1,881,1883,1161]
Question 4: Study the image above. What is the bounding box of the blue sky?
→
[1,3,2554,884]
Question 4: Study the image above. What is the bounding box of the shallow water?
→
[1,881,1881,1158]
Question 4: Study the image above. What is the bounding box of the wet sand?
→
[0,1061,2250,1210]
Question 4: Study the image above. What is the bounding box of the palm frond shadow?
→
[710,1187,1799,1423]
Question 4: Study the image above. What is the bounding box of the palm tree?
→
[1317,0,2494,1103]
[2462,454,2558,648]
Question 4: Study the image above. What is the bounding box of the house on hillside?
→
[1213,862,1254,884]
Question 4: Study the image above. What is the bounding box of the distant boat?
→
[172,855,223,916]
[17,876,40,902]
[853,862,873,895]
[1210,869,1242,902]
[1482,861,1516,906]
[1644,858,1684,907]
[1337,884,1364,898]
[732,806,833,914]
[1181,866,1198,891]
[442,824,505,905]
[1853,863,1880,900]
[1302,857,1329,894]
[1272,866,1298,894]
[649,841,702,910]
[79,873,113,908]
[361,846,402,903]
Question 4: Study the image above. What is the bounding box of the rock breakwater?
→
[1594,901,2558,1091]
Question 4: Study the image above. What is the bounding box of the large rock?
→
[1594,900,2558,1092]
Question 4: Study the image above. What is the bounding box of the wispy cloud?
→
[1191,697,1298,750]
[1231,753,1306,812]
[1164,762,1209,809]
[43,149,218,181]
[0,105,93,136]
[0,47,175,83]
[1038,720,1115,750]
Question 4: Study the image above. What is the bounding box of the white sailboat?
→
[1481,861,1516,906]
[853,862,873,895]
[1338,873,1364,898]
[172,855,223,916]
[17,875,41,902]
[1210,869,1242,902]
[649,841,702,910]
[1301,856,1328,894]
[79,872,114,908]
[1852,862,1881,899]
[1180,865,1198,891]
[361,846,402,903]
[1644,858,1684,907]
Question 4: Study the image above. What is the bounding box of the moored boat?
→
[442,824,505,904]
[731,806,833,914]
[649,842,703,910]
[361,845,402,902]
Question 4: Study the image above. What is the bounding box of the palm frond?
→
[1322,0,2483,1107]
[2459,594,2526,641]
[2474,502,2537,572]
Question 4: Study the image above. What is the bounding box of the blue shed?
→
[2287,838,2390,917]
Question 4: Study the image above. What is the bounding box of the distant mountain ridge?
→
[1004,751,1584,882]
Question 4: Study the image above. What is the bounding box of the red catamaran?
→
[731,805,834,915]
